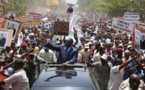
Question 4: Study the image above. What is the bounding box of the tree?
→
[96,0,145,20]
[2,0,28,16]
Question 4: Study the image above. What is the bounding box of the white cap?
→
[28,33,34,36]
[127,45,132,49]
[56,40,61,44]
[105,38,111,44]
[84,44,89,49]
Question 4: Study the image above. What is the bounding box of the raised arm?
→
[3,47,18,69]
[135,57,145,70]
[45,42,60,51]
[119,59,134,70]
[73,27,78,45]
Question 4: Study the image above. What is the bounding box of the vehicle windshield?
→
[33,87,93,90]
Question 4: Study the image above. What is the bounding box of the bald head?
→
[129,74,140,90]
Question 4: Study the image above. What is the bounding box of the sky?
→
[65,0,77,4]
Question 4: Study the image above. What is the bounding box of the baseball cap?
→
[21,42,27,47]
[84,44,89,49]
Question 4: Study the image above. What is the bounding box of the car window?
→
[33,87,93,90]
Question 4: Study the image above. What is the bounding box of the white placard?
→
[139,23,145,29]
[124,12,140,23]
[112,18,134,33]
[135,29,141,49]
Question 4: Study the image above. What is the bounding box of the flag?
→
[69,13,77,32]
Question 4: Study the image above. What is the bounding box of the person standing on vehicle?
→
[45,38,78,65]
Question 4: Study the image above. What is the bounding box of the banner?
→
[0,28,13,48]
[2,18,22,39]
[112,18,134,33]
[29,12,43,19]
[124,12,140,23]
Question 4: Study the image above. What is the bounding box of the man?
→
[38,47,57,63]
[23,53,37,88]
[45,38,78,65]
[79,44,90,63]
[123,74,141,90]
[0,33,6,47]
[92,54,110,90]
[67,5,73,13]
[9,14,14,19]
[93,46,106,63]
[119,67,144,90]
[0,60,29,90]
[108,58,134,90]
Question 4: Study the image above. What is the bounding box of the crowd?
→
[0,12,144,90]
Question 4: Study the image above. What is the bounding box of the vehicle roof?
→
[32,66,97,90]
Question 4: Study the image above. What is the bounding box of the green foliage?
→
[78,0,145,20]
[96,0,145,20]
[2,0,28,16]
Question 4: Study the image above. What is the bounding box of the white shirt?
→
[108,66,123,90]
[4,69,29,90]
[39,49,57,63]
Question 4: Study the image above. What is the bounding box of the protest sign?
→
[29,12,43,19]
[66,4,74,14]
[7,11,16,19]
[112,18,134,33]
[2,17,22,39]
[53,21,69,35]
[139,23,145,29]
[140,32,145,50]
[134,29,141,49]
[15,16,34,28]
[124,12,140,23]
[33,18,41,25]
[0,28,13,48]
